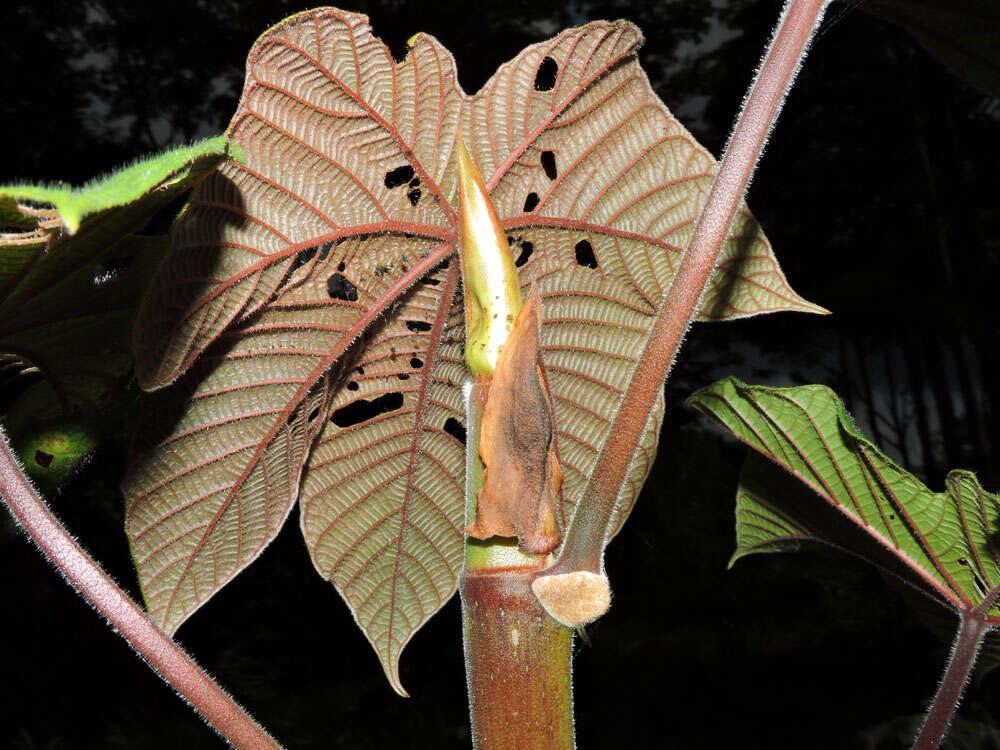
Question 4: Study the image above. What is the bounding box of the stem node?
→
[531,570,610,628]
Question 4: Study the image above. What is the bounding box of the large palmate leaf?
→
[0,139,236,485]
[688,378,1000,620]
[124,8,821,694]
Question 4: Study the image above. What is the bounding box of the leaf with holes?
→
[5,410,99,495]
[124,8,822,695]
[688,378,1000,620]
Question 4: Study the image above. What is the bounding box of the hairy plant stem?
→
[461,378,574,749]
[0,429,281,749]
[913,613,991,750]
[462,568,574,749]
[544,0,830,579]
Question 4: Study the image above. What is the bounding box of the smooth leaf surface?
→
[689,378,1000,620]
[125,8,821,694]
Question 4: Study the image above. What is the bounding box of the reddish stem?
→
[545,0,830,577]
[913,613,990,750]
[0,430,281,749]
[462,567,574,749]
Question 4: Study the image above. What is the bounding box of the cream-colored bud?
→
[455,138,522,376]
[531,571,611,628]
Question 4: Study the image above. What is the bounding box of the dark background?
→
[2,1,998,747]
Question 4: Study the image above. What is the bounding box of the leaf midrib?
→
[155,239,455,630]
[713,386,971,612]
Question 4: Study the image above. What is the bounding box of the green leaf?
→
[4,396,99,494]
[0,136,240,312]
[0,234,167,420]
[688,378,1000,620]
[0,135,242,234]
[0,137,241,486]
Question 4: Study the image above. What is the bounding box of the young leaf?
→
[454,138,523,376]
[688,377,1000,618]
[125,9,821,695]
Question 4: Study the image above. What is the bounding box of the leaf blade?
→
[0,140,233,481]
[125,11,822,694]
[0,135,238,235]
[689,378,1000,617]
[125,238,453,634]
[133,11,461,390]
[299,259,464,696]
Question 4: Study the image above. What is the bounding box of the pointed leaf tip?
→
[456,139,522,376]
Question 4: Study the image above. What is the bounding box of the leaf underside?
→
[124,9,821,694]
[688,378,1000,622]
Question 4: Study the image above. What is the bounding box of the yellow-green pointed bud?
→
[456,139,522,376]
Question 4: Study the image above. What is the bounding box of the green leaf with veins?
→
[0,135,241,308]
[688,377,1000,620]
[0,137,241,488]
